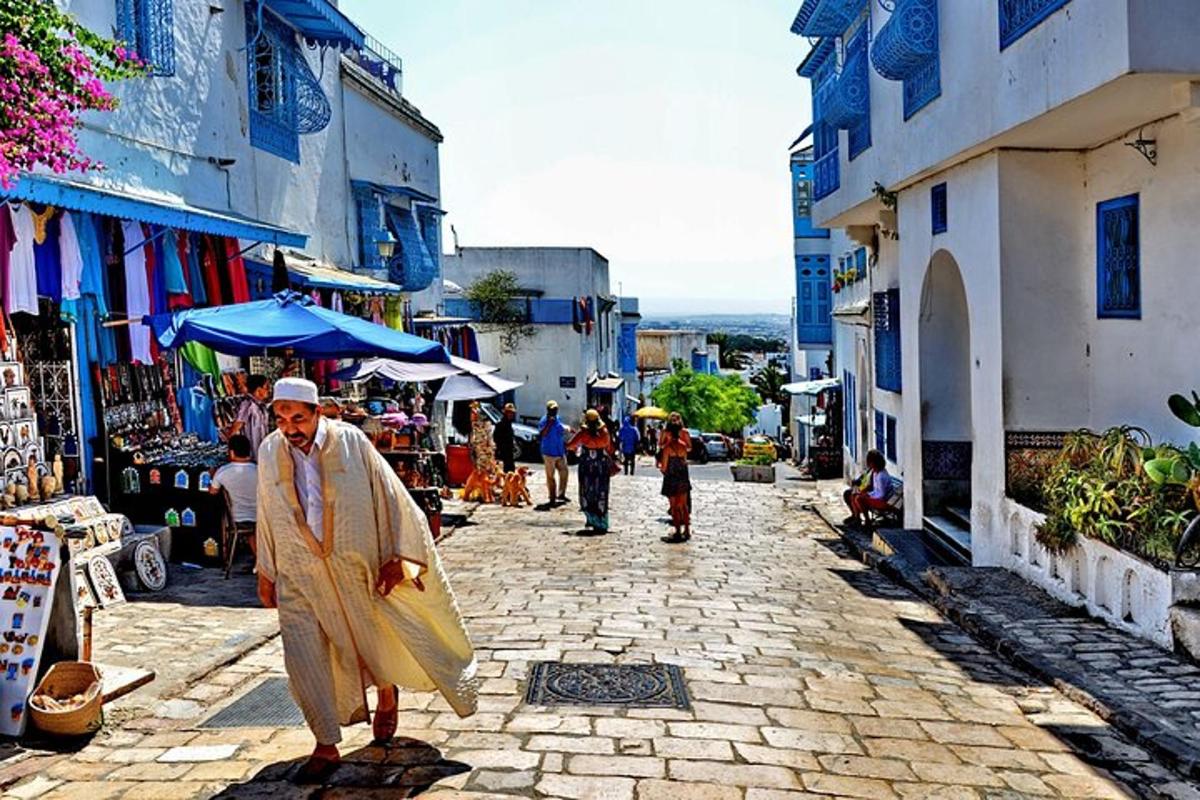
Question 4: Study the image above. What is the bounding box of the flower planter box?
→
[731,464,775,483]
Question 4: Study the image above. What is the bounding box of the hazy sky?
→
[340,1,812,314]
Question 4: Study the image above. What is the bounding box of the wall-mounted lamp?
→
[376,231,397,260]
[1125,127,1157,166]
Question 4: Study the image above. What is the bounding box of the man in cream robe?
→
[256,378,476,779]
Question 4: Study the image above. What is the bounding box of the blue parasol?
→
[145,291,450,363]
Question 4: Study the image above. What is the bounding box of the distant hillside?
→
[641,313,790,344]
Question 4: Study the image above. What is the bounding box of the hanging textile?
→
[161,229,188,294]
[185,232,207,305]
[384,295,403,330]
[147,229,169,314]
[75,212,108,318]
[200,235,224,305]
[179,380,218,442]
[33,207,62,303]
[8,204,38,315]
[271,249,290,293]
[224,238,250,303]
[181,341,222,381]
[101,219,131,362]
[122,220,153,363]
[0,205,13,350]
[331,291,343,313]
[59,211,83,303]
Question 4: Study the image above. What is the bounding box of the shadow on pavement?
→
[212,737,470,798]
[118,563,261,609]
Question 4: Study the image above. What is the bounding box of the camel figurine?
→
[461,468,499,504]
[500,468,533,507]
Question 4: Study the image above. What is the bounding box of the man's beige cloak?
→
[256,421,477,745]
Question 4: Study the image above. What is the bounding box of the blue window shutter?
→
[874,410,885,452]
[886,415,898,463]
[931,183,948,234]
[384,205,437,292]
[116,0,175,77]
[1096,194,1140,319]
[246,11,300,162]
[999,0,1073,50]
[796,255,832,346]
[874,289,902,392]
[843,27,872,161]
[353,185,384,270]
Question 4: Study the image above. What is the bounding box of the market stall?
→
[783,377,842,478]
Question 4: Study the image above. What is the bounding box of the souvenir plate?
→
[73,567,97,609]
[133,539,167,592]
[85,557,124,607]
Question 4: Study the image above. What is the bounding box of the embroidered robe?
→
[256,421,477,744]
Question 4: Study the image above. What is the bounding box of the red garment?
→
[224,238,250,303]
[201,236,223,304]
[168,231,193,310]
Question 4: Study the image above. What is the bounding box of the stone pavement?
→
[3,472,1199,799]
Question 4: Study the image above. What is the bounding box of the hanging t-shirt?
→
[7,205,38,315]
[185,233,207,305]
[122,220,153,363]
[33,209,62,303]
[0,205,13,349]
[59,211,83,302]
[76,212,108,317]
[224,238,250,303]
[161,229,188,294]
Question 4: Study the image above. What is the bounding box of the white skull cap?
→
[272,377,319,406]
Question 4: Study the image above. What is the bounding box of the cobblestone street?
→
[4,471,1196,799]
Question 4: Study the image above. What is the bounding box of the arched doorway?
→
[918,251,973,556]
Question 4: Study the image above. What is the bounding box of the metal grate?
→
[198,677,305,728]
[525,662,691,710]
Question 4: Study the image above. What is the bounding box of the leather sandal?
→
[372,689,399,744]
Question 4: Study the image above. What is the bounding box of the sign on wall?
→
[559,377,577,389]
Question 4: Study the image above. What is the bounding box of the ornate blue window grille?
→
[384,205,437,292]
[827,27,871,160]
[353,183,386,270]
[874,288,902,392]
[870,0,940,119]
[808,42,841,201]
[1096,194,1140,319]
[875,410,885,454]
[886,414,897,463]
[999,0,1072,50]
[116,0,175,76]
[931,182,947,234]
[246,7,332,163]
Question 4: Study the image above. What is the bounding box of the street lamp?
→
[376,231,397,260]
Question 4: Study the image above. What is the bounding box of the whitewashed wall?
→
[473,325,599,428]
[813,0,1200,227]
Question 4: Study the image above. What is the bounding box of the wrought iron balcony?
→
[794,0,868,37]
[823,43,869,130]
[871,0,938,81]
[999,0,1072,50]
[351,33,404,96]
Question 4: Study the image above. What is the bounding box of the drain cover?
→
[199,677,306,728]
[525,662,690,710]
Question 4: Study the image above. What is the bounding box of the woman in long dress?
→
[567,409,615,532]
[657,412,692,541]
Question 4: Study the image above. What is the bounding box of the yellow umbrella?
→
[634,406,669,420]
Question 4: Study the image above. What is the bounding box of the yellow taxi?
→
[741,435,777,461]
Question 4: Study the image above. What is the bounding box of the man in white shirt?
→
[209,434,258,558]
[255,378,477,782]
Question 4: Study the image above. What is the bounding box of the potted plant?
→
[731,453,775,483]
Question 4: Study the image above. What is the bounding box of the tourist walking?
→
[658,412,692,541]
[493,402,517,473]
[567,409,616,532]
[255,378,477,782]
[538,400,569,504]
[618,416,639,475]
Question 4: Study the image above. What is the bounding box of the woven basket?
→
[29,661,103,736]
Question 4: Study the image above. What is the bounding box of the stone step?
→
[873,527,967,570]
[944,505,972,530]
[923,513,972,564]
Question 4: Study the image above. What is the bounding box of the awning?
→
[1,174,306,247]
[330,355,498,384]
[262,0,364,49]
[782,377,840,396]
[351,179,438,205]
[833,300,871,317]
[796,413,828,427]
[589,377,625,392]
[248,251,402,294]
[435,372,524,402]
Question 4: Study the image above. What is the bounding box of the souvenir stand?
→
[143,292,454,543]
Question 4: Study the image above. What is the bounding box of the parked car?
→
[701,433,730,461]
[686,428,709,464]
[742,434,778,461]
[448,401,542,462]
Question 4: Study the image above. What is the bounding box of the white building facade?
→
[442,247,621,426]
[794,0,1200,644]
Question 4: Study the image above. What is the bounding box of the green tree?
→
[706,332,750,370]
[651,368,761,434]
[466,270,533,350]
[751,362,790,406]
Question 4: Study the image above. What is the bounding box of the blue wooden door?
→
[796,254,832,346]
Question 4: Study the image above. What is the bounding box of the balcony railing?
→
[999,0,1072,50]
[351,33,404,96]
[813,150,840,201]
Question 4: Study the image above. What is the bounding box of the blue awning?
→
[795,0,865,37]
[350,179,438,205]
[1,174,307,247]
[797,37,837,78]
[246,252,404,295]
[262,0,364,49]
